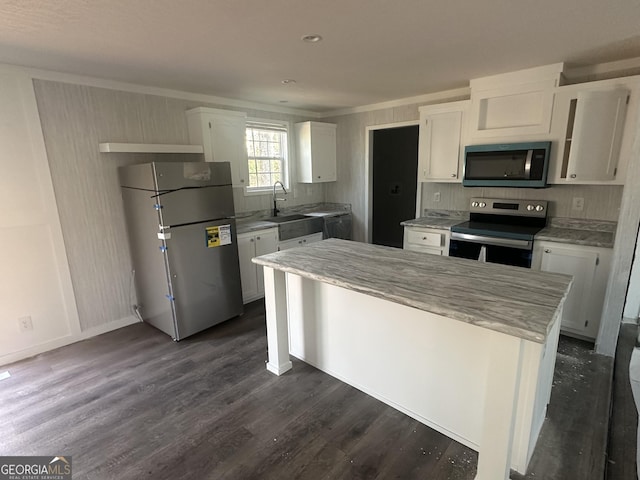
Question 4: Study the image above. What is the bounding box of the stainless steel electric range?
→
[449,197,548,268]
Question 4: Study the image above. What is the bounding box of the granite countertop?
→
[402,215,616,248]
[236,204,352,234]
[535,218,616,248]
[236,219,280,234]
[401,210,468,230]
[253,238,572,344]
[401,217,464,230]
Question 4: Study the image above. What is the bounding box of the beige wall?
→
[33,79,319,332]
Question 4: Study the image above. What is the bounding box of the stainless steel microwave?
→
[463,141,551,188]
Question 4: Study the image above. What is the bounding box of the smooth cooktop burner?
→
[451,221,545,241]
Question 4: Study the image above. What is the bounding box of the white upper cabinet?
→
[186,107,249,188]
[295,121,337,183]
[554,88,629,183]
[417,101,468,182]
[468,64,563,141]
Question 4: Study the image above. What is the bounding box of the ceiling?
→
[1,0,640,113]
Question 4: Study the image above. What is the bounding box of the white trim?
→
[99,142,203,153]
[245,117,293,193]
[470,63,565,90]
[3,60,640,121]
[0,315,141,367]
[565,56,640,81]
[22,71,83,338]
[0,62,321,118]
[321,87,471,118]
[364,120,420,243]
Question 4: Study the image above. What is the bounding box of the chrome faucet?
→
[272,181,287,216]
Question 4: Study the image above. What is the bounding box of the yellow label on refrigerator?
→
[206,225,231,248]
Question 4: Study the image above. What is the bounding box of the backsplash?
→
[421,183,623,221]
[233,184,324,214]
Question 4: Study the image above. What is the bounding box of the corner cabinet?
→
[403,226,450,256]
[237,228,278,303]
[417,101,468,182]
[295,121,337,183]
[186,107,249,188]
[532,241,612,340]
[551,88,629,183]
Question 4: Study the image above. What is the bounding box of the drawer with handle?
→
[406,229,445,247]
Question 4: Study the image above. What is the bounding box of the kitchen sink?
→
[266,214,323,241]
[265,214,308,223]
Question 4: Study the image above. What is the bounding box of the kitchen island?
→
[253,239,572,480]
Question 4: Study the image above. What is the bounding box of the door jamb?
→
[364,120,420,244]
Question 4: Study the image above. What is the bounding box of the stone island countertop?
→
[253,238,572,344]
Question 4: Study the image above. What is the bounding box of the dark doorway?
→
[372,125,419,248]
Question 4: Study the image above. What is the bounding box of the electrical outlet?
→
[433,192,441,203]
[572,197,585,211]
[18,316,33,332]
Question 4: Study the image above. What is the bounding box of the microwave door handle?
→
[524,150,533,179]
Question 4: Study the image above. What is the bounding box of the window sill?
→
[243,187,289,197]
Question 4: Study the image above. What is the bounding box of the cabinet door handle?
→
[451,173,456,177]
[570,174,577,178]
[544,249,551,253]
[250,238,254,242]
[256,236,261,240]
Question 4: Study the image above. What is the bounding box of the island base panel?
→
[263,270,558,475]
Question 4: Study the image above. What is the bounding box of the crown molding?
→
[0,63,322,118]
[565,56,640,80]
[317,86,471,118]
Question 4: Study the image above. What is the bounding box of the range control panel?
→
[468,197,548,218]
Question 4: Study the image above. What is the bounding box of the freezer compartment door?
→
[165,219,243,340]
[158,184,235,226]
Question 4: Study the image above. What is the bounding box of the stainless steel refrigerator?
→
[119,161,243,340]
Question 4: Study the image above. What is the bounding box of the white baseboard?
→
[0,315,141,367]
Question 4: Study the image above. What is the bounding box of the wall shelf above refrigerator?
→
[98,142,204,154]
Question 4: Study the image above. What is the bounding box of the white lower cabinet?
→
[277,232,323,251]
[402,226,450,256]
[238,228,278,303]
[532,241,612,340]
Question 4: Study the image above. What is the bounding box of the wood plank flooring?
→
[0,301,615,479]
[606,323,638,479]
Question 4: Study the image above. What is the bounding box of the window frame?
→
[244,118,292,195]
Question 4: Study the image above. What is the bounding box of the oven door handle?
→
[450,232,533,250]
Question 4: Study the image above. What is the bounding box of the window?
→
[245,120,289,191]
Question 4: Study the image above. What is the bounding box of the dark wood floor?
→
[606,323,638,479]
[0,301,619,479]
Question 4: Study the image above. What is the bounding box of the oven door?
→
[449,232,533,268]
